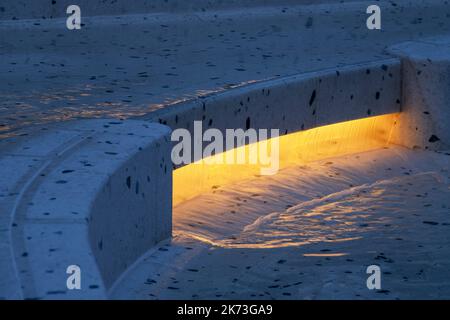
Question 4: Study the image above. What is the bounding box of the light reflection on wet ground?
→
[2,2,450,138]
[210,172,449,248]
[0,79,267,139]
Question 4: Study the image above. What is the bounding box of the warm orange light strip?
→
[173,113,400,207]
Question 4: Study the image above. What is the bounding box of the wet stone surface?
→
[111,146,450,299]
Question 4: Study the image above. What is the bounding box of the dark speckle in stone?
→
[47,290,66,295]
[145,279,157,285]
[309,90,316,106]
[429,135,440,143]
[376,290,390,294]
[126,176,131,189]
[375,92,380,100]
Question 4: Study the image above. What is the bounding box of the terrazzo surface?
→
[1,0,450,138]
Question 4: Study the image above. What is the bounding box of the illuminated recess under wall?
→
[173,113,400,207]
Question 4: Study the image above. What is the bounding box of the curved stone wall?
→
[0,120,171,299]
[145,59,402,164]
